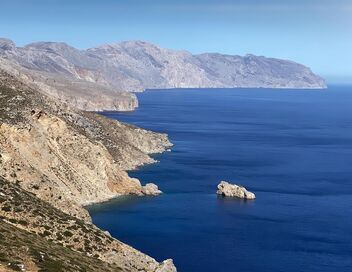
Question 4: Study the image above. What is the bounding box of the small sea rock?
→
[142,183,162,196]
[156,259,177,272]
[104,230,112,237]
[216,181,255,199]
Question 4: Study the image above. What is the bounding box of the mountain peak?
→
[0,38,16,51]
[24,41,78,52]
[92,40,161,51]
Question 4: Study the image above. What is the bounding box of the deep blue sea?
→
[88,87,352,272]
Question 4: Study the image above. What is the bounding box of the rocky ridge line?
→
[0,38,326,111]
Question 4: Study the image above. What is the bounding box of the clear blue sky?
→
[0,0,351,83]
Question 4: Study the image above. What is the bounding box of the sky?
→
[0,0,351,83]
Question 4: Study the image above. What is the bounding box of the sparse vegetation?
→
[0,177,167,271]
[0,220,123,272]
[0,177,126,271]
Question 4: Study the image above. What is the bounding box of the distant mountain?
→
[0,38,326,111]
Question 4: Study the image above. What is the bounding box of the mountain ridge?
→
[0,38,326,111]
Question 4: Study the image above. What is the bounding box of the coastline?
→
[0,69,177,271]
[142,86,327,93]
[83,143,173,208]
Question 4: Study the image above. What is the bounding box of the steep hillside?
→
[0,177,175,271]
[0,69,172,221]
[0,39,138,111]
[0,69,176,271]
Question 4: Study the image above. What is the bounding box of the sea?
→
[88,86,352,272]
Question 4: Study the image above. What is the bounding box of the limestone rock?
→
[0,38,15,51]
[156,259,177,272]
[142,183,163,196]
[104,230,112,237]
[216,181,256,199]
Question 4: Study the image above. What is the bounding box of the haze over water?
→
[89,87,352,272]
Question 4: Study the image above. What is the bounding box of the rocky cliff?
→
[0,38,325,111]
[0,69,176,271]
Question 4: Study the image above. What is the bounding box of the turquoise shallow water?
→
[88,86,352,272]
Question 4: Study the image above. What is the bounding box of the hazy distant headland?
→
[0,38,326,111]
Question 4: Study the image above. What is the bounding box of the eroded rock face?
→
[142,183,163,196]
[0,69,177,271]
[0,57,138,112]
[156,259,177,272]
[216,181,256,200]
[0,70,172,221]
[0,38,15,51]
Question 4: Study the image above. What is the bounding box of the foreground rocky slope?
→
[0,220,123,272]
[0,177,175,271]
[0,69,176,271]
[0,38,325,111]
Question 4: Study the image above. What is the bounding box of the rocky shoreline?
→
[0,69,176,271]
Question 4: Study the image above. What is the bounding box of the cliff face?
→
[0,69,176,270]
[0,70,172,220]
[89,41,326,90]
[0,38,325,111]
[193,53,326,89]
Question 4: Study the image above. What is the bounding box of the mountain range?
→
[0,38,326,111]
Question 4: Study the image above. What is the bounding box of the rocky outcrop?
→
[0,38,325,111]
[142,183,163,196]
[216,181,256,200]
[156,260,177,272]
